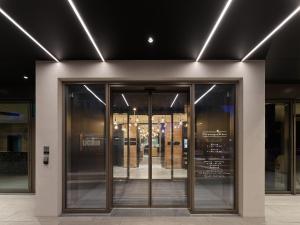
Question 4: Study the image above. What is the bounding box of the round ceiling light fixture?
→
[147,36,154,44]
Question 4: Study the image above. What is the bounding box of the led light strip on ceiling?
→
[121,94,129,107]
[196,0,233,61]
[194,85,216,105]
[170,93,179,108]
[0,7,59,62]
[83,85,106,106]
[67,0,105,62]
[242,6,300,62]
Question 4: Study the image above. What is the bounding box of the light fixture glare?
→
[242,6,300,62]
[121,94,129,107]
[194,85,216,105]
[67,0,105,61]
[0,7,59,62]
[170,93,179,108]
[83,85,106,106]
[196,0,233,61]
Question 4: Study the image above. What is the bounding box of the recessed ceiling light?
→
[23,76,28,80]
[148,36,154,44]
[242,6,300,62]
[67,0,105,62]
[0,7,59,62]
[196,0,233,61]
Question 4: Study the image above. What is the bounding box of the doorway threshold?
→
[110,208,190,217]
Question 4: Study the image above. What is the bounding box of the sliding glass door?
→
[111,88,189,207]
[111,92,149,206]
[63,83,237,212]
[151,92,189,207]
[265,102,291,193]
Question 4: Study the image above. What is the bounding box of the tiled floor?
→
[0,195,300,225]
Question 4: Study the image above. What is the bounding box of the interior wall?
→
[35,60,265,217]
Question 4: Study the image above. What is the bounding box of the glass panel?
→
[265,103,290,192]
[112,92,149,206]
[296,103,300,191]
[0,103,30,191]
[151,93,189,207]
[65,84,106,209]
[194,84,235,209]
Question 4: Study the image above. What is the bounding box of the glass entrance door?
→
[111,88,189,207]
[296,116,300,192]
[151,92,189,207]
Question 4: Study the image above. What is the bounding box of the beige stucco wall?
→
[35,60,265,217]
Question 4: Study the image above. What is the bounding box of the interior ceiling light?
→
[242,6,300,62]
[23,76,28,80]
[121,94,129,107]
[67,0,105,62]
[83,85,106,106]
[0,7,59,62]
[194,85,216,105]
[196,0,233,61]
[170,93,179,108]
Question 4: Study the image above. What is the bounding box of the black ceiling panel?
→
[202,0,300,60]
[73,0,227,60]
[0,0,299,81]
[0,0,97,60]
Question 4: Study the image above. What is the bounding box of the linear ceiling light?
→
[67,0,105,62]
[83,85,106,106]
[196,0,233,61]
[242,6,300,62]
[121,94,129,107]
[0,7,59,62]
[194,85,216,105]
[170,94,179,108]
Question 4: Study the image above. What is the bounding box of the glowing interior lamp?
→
[179,120,183,126]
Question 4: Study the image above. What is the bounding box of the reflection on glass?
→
[65,84,106,209]
[0,103,30,191]
[194,84,235,209]
[112,92,149,206]
[265,103,290,192]
[151,93,188,207]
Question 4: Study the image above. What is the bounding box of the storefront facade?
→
[35,60,265,217]
[265,84,300,194]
